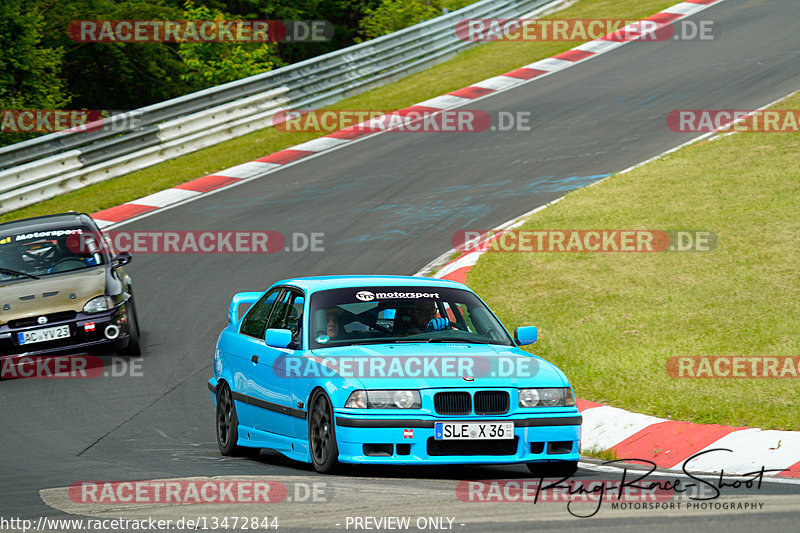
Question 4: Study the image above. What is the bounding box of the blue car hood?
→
[308,342,568,389]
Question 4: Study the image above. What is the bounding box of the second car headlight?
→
[345,390,421,409]
[83,295,115,314]
[519,387,574,407]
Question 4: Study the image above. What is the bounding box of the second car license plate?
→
[17,325,70,345]
[434,421,514,440]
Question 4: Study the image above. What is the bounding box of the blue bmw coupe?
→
[209,275,581,474]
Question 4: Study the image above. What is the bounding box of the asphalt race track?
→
[2,1,799,531]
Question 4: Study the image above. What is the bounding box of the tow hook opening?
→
[104,324,120,340]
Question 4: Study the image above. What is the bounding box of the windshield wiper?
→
[428,338,493,344]
[396,336,494,344]
[322,337,501,347]
[325,338,405,347]
[0,268,39,280]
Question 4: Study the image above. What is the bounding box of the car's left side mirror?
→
[112,252,132,267]
[265,328,293,349]
[514,326,537,346]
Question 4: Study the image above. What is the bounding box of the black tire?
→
[527,460,579,478]
[308,390,341,474]
[118,299,141,356]
[216,382,259,456]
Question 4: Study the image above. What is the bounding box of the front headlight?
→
[345,390,421,409]
[83,295,115,314]
[518,387,575,407]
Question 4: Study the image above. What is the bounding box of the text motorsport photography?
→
[457,450,778,519]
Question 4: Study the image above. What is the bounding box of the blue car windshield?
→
[309,286,514,348]
[0,226,106,280]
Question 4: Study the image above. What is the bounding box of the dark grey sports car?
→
[0,212,140,366]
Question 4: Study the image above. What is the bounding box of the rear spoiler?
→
[228,292,262,325]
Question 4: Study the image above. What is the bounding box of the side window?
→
[266,290,305,348]
[240,289,281,339]
[266,291,292,330]
[441,301,468,331]
[287,294,304,334]
[454,303,474,332]
[286,293,305,348]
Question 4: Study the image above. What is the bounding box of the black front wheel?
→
[118,299,141,356]
[308,390,340,474]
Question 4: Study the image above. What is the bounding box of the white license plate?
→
[17,325,70,345]
[434,421,514,440]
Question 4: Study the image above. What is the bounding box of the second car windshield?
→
[0,227,105,280]
[309,286,514,348]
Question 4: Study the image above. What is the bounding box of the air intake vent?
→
[427,437,518,456]
[7,311,77,329]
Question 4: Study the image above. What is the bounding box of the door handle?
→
[251,355,259,364]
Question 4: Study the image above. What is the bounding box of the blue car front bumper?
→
[333,413,581,465]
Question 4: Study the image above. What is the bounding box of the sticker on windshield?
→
[355,290,440,301]
[315,335,330,344]
[13,229,84,242]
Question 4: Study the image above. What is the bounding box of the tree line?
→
[0,0,474,146]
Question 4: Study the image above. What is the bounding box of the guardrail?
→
[0,0,557,214]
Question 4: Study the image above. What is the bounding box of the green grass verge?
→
[0,0,677,223]
[583,447,619,462]
[468,92,800,431]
